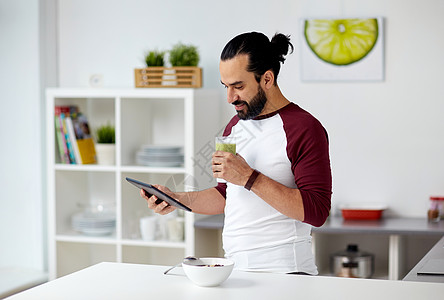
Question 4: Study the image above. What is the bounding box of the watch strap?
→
[244,169,260,191]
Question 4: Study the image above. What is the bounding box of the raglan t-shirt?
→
[215,102,332,274]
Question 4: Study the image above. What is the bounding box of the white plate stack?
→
[71,211,116,236]
[136,145,184,167]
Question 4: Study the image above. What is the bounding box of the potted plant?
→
[168,42,200,66]
[139,50,166,86]
[95,123,115,165]
[162,43,200,86]
[144,50,165,67]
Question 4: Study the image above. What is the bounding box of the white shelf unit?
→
[46,88,218,280]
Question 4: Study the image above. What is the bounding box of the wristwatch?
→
[244,169,261,191]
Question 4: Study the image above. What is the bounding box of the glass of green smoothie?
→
[215,136,236,154]
[215,136,236,183]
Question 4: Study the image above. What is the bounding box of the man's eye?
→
[235,86,243,90]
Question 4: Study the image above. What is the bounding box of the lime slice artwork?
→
[304,18,379,66]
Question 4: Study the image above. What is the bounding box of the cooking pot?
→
[330,244,374,278]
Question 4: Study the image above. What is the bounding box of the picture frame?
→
[300,17,384,82]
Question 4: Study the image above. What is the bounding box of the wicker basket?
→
[134,67,202,88]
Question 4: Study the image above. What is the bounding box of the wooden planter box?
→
[134,67,202,88]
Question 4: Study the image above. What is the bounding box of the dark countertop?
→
[194,214,225,229]
[314,216,444,235]
[195,214,444,235]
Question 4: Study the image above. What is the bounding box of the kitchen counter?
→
[314,216,444,235]
[6,262,444,300]
[195,214,444,235]
[195,214,225,229]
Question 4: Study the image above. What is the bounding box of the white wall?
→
[57,0,444,217]
[0,0,44,270]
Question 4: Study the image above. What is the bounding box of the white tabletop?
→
[7,262,444,300]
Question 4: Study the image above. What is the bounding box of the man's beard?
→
[233,85,267,120]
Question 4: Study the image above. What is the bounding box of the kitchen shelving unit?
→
[46,88,219,279]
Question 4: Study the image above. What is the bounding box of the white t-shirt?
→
[215,103,331,274]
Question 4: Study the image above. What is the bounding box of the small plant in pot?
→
[144,50,165,67]
[95,124,115,165]
[165,43,200,85]
[145,50,166,85]
[169,42,200,67]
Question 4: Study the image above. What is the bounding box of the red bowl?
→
[340,205,387,220]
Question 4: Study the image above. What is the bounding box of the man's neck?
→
[260,86,290,116]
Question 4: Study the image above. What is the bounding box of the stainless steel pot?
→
[330,244,374,278]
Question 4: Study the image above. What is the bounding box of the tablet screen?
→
[126,177,192,212]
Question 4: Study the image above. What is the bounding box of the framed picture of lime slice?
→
[300,17,384,81]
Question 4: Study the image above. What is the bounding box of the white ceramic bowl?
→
[182,257,234,287]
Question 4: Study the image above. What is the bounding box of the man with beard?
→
[141,32,332,275]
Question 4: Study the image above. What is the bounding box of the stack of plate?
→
[71,211,116,236]
[136,145,184,167]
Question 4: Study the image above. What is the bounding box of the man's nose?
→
[227,89,239,104]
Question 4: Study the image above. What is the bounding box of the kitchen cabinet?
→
[312,216,444,279]
[46,88,219,280]
[194,215,444,279]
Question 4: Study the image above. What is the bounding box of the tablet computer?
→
[126,177,192,212]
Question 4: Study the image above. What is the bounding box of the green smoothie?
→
[216,143,236,154]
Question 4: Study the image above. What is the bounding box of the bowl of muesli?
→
[182,257,234,287]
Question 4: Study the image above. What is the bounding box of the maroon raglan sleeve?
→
[281,104,332,227]
[214,182,227,198]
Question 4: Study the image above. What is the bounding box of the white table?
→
[6,262,444,300]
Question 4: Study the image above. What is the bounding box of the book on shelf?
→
[54,106,96,164]
[54,106,70,164]
[55,106,76,164]
[72,113,97,164]
[65,115,82,164]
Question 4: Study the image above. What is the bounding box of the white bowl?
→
[182,257,234,287]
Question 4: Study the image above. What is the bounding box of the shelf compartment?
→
[55,170,116,236]
[121,172,187,239]
[120,97,185,166]
[53,96,115,136]
[52,97,115,165]
[313,232,389,278]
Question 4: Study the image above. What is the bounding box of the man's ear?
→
[262,70,275,89]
